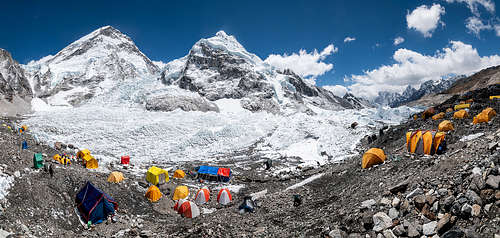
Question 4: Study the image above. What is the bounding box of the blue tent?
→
[197,166,232,182]
[75,182,118,224]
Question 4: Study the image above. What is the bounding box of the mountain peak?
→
[215,30,229,37]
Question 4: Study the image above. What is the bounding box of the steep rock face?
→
[23,26,159,106]
[0,49,32,101]
[161,31,356,113]
[342,92,372,109]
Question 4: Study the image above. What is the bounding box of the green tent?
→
[33,153,43,169]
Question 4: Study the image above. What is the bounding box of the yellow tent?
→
[146,166,169,185]
[406,130,446,155]
[454,104,470,111]
[473,107,496,124]
[145,185,162,202]
[173,185,189,200]
[108,171,125,183]
[173,169,186,179]
[453,110,469,119]
[361,148,386,169]
[489,95,500,100]
[76,149,91,159]
[438,120,454,132]
[21,125,28,132]
[431,112,445,120]
[53,154,62,163]
[446,108,453,113]
[83,155,98,169]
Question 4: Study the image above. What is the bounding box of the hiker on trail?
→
[49,164,54,177]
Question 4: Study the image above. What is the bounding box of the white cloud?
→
[322,85,348,97]
[393,37,405,45]
[445,0,495,16]
[344,37,356,43]
[465,16,492,36]
[347,41,500,99]
[265,44,338,83]
[407,4,446,37]
[495,25,500,36]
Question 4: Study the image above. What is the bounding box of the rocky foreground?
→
[0,86,499,238]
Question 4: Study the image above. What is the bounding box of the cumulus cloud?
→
[465,16,492,36]
[495,25,500,36]
[347,41,500,99]
[393,37,405,46]
[407,4,446,37]
[265,44,338,83]
[322,85,348,97]
[344,37,356,43]
[445,0,495,16]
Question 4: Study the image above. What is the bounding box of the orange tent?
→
[406,130,446,155]
[361,148,386,169]
[453,110,469,119]
[438,120,454,132]
[421,107,435,120]
[473,108,496,124]
[432,112,445,120]
[145,185,162,202]
[446,108,453,113]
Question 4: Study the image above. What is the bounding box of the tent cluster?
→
[76,149,98,169]
[171,187,233,218]
[53,154,72,165]
[406,130,446,155]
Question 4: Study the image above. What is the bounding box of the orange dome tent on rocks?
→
[195,187,210,205]
[145,185,162,202]
[217,188,232,205]
[361,148,386,169]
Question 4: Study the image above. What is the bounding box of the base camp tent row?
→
[75,182,118,224]
[406,130,446,155]
[77,149,98,169]
[146,166,169,185]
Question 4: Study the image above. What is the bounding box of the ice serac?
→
[161,31,356,113]
[0,49,32,101]
[23,26,160,106]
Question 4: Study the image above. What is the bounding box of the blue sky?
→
[2,0,500,98]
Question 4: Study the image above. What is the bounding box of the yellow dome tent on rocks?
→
[107,171,125,183]
[438,120,454,132]
[173,169,186,179]
[473,108,496,124]
[173,185,189,200]
[453,110,469,119]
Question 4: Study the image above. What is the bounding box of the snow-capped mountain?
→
[374,76,462,107]
[342,92,372,108]
[160,31,358,113]
[0,49,32,101]
[23,26,159,106]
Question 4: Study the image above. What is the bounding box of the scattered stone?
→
[413,195,426,210]
[421,204,436,220]
[382,229,396,238]
[391,197,400,208]
[484,203,492,213]
[388,208,399,219]
[469,175,486,192]
[472,167,482,175]
[54,142,62,150]
[471,204,480,217]
[486,175,499,189]
[328,229,347,238]
[441,229,465,238]
[432,201,439,213]
[465,190,482,205]
[426,195,437,205]
[389,181,409,194]
[406,188,423,200]
[436,213,452,234]
[361,199,377,209]
[438,188,449,196]
[392,225,405,236]
[461,204,472,217]
[372,212,393,232]
[423,221,437,236]
[380,197,391,206]
[407,222,420,238]
[488,142,498,151]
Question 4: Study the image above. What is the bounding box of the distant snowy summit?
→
[23,26,159,106]
[4,26,365,113]
[158,30,359,113]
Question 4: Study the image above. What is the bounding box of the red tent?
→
[121,156,130,165]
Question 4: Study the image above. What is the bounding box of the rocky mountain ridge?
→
[0,49,32,101]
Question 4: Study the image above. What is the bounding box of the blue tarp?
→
[75,182,118,224]
[197,166,219,176]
